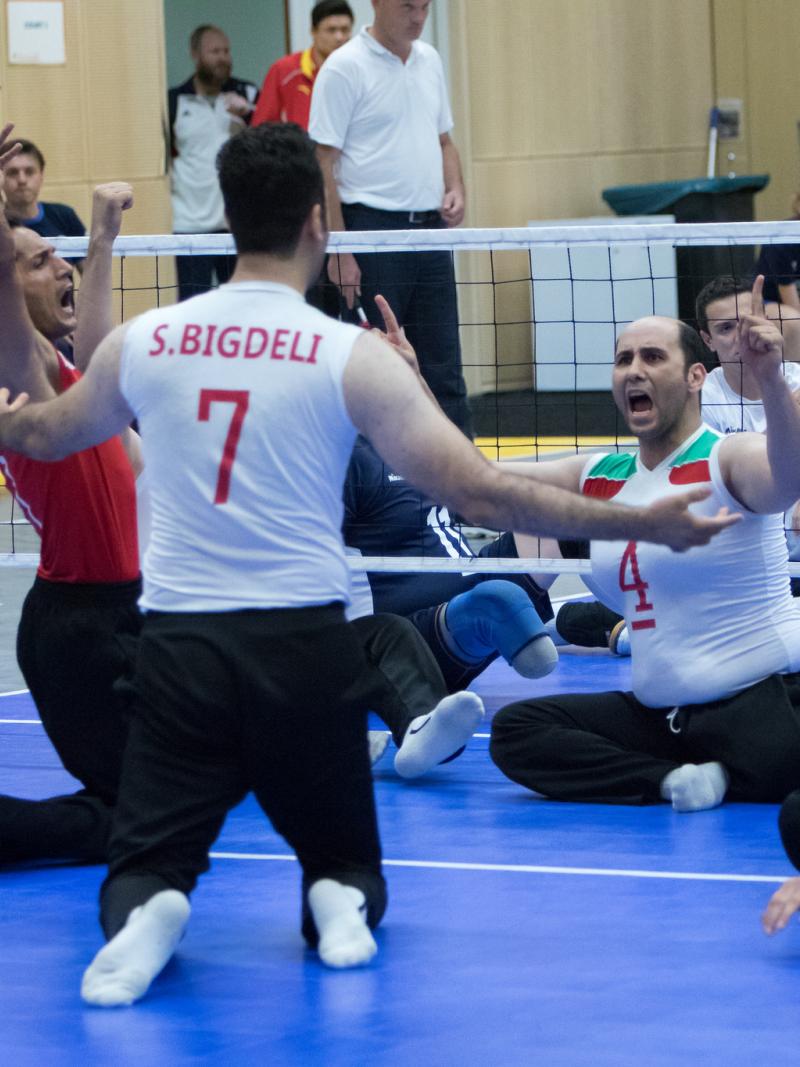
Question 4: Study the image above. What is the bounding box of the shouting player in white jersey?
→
[490,279,800,813]
[0,124,737,1007]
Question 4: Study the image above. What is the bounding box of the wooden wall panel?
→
[464,0,712,163]
[0,0,171,325]
[741,0,800,220]
[2,0,89,179]
[81,3,168,179]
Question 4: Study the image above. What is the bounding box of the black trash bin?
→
[603,175,769,327]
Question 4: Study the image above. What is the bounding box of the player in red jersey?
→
[0,123,143,864]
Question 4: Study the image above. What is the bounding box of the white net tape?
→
[2,221,798,580]
[48,219,800,257]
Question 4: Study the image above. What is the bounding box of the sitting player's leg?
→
[489,690,688,805]
[439,580,557,678]
[0,792,112,864]
[82,616,249,1006]
[548,600,628,656]
[246,608,387,968]
[6,578,142,864]
[351,613,485,778]
[681,672,800,804]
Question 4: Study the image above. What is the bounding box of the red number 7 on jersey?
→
[198,388,250,504]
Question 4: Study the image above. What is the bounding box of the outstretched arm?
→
[0,322,134,460]
[720,275,800,513]
[343,331,739,551]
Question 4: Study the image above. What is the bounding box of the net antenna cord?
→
[707,106,720,180]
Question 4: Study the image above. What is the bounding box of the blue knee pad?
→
[443,580,547,664]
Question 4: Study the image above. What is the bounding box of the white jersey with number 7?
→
[119,281,362,613]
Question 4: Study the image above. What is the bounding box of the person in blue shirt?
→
[3,139,85,241]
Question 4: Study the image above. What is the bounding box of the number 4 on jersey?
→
[618,540,656,631]
[198,388,250,504]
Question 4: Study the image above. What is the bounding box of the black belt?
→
[347,204,441,225]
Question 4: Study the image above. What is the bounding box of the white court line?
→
[208,851,787,884]
[0,719,39,724]
[0,689,31,697]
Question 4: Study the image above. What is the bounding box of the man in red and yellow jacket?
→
[252,1,354,131]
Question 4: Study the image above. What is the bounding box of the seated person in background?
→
[490,283,800,813]
[345,296,558,695]
[697,274,800,564]
[251,0,353,130]
[753,195,800,311]
[3,139,85,240]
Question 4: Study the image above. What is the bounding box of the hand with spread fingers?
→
[646,486,740,552]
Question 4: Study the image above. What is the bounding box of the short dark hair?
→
[312,1,354,28]
[694,275,750,334]
[13,140,45,171]
[190,24,225,53]
[676,320,707,371]
[217,123,324,256]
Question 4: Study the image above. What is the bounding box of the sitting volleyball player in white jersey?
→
[0,124,736,1007]
[696,274,800,562]
[489,278,800,813]
[543,272,800,657]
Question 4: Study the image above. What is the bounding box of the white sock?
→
[367,730,391,766]
[394,691,485,779]
[660,762,729,812]
[81,890,191,1007]
[308,879,377,968]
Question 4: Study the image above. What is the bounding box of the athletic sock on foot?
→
[308,879,377,968]
[81,889,191,1007]
[394,691,484,779]
[660,762,728,812]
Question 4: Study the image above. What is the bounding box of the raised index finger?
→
[374,293,401,337]
[751,273,765,319]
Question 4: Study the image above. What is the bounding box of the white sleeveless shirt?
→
[584,426,800,707]
[120,281,362,612]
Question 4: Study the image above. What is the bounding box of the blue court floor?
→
[1,652,799,1066]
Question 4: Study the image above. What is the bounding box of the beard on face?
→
[196,58,231,88]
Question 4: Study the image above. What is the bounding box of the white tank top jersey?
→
[120,282,362,612]
[701,362,800,434]
[584,425,800,708]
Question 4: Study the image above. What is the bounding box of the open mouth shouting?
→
[627,389,653,416]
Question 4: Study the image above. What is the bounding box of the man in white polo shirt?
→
[309,0,473,436]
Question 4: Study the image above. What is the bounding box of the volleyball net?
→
[3,217,800,576]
